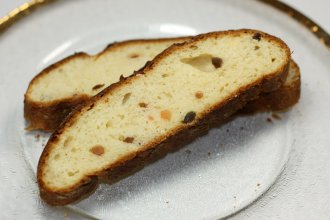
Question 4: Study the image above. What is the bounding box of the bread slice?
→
[242,59,300,113]
[25,37,299,132]
[24,37,189,131]
[37,29,291,205]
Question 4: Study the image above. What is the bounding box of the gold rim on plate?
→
[0,0,328,219]
[0,0,54,32]
[0,0,329,49]
[257,0,330,49]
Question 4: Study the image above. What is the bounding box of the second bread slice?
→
[24,38,188,131]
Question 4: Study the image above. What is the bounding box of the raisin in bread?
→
[25,36,299,131]
[37,29,291,205]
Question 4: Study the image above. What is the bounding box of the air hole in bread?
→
[92,84,105,90]
[129,54,139,58]
[163,92,172,98]
[272,58,276,62]
[106,121,112,128]
[181,54,223,72]
[54,154,60,160]
[148,115,154,121]
[162,73,169,78]
[255,46,260,50]
[139,102,148,108]
[63,136,73,147]
[67,171,75,177]
[122,93,131,104]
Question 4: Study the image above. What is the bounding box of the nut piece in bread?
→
[37,30,291,205]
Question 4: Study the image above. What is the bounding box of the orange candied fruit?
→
[160,110,172,121]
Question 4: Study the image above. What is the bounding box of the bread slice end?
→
[24,94,90,131]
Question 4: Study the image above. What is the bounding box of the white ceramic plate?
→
[0,0,329,219]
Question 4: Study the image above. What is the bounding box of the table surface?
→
[1,0,330,34]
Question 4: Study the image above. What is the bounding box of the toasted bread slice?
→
[242,59,300,112]
[25,37,299,132]
[24,38,189,131]
[37,30,291,205]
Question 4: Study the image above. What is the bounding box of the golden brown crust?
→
[39,176,98,205]
[24,52,90,131]
[37,29,291,205]
[242,60,300,113]
[24,95,89,131]
[99,36,192,57]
